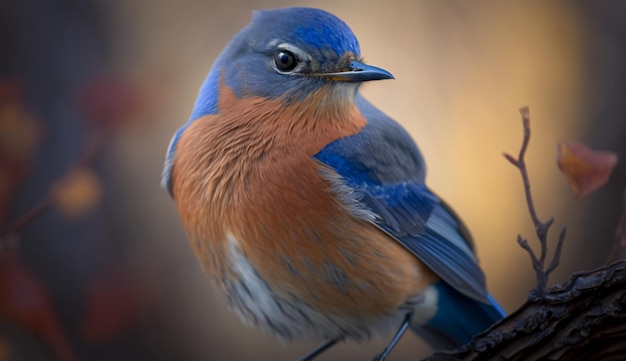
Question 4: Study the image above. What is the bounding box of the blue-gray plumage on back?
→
[314,93,504,348]
[314,94,495,305]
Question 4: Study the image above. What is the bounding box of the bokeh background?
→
[1,1,624,360]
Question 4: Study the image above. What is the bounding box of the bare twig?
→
[0,131,111,239]
[0,199,51,237]
[503,107,567,298]
[546,225,567,275]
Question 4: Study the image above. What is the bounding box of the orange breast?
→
[172,80,436,322]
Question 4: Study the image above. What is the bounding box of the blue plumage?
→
[164,6,504,359]
[315,95,490,303]
[314,90,504,348]
[281,8,360,56]
[315,95,426,186]
[164,8,366,195]
[423,282,504,347]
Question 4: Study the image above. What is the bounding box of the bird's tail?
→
[411,282,505,351]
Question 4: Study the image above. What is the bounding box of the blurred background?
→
[0,1,624,360]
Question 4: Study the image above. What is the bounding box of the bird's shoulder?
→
[315,94,427,186]
[314,97,489,303]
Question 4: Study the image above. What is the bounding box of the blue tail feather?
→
[413,282,505,350]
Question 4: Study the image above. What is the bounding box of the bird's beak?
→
[318,61,394,82]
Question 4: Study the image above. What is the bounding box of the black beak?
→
[317,61,394,82]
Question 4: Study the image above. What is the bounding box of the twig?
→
[0,131,111,238]
[503,107,567,298]
[0,199,51,237]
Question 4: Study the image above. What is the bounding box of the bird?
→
[162,7,505,360]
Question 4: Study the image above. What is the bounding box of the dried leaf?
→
[0,169,11,223]
[557,142,618,198]
[0,335,10,361]
[0,80,43,223]
[0,79,22,101]
[80,266,149,344]
[50,168,102,219]
[0,102,42,160]
[0,79,42,166]
[0,253,51,332]
[0,252,77,361]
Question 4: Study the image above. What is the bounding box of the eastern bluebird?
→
[163,7,504,360]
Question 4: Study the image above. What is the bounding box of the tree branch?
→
[425,261,626,361]
[0,131,110,238]
[423,107,623,361]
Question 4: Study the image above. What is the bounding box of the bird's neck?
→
[173,79,367,207]
[215,79,363,152]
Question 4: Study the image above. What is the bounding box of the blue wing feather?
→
[314,94,490,303]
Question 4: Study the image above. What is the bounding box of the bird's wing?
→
[313,94,489,303]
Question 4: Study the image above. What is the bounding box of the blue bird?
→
[163,7,504,360]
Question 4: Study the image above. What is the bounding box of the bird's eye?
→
[274,51,298,72]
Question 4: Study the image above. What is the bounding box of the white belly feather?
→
[223,233,439,342]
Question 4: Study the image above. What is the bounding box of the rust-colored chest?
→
[171,82,366,276]
[171,83,431,319]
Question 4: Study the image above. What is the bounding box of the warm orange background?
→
[2,1,624,361]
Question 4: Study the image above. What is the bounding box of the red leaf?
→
[76,75,147,130]
[557,142,618,199]
[0,79,43,222]
[0,334,11,360]
[0,252,77,361]
[80,266,150,344]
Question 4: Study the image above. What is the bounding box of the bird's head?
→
[190,7,394,119]
[163,7,393,196]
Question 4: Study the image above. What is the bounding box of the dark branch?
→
[0,132,111,239]
[546,225,567,276]
[425,261,626,361]
[0,199,51,237]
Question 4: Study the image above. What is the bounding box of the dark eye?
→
[274,51,298,72]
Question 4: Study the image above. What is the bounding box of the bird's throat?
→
[173,79,367,213]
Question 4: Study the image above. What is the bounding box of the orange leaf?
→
[0,79,43,223]
[557,142,618,198]
[50,168,102,219]
[0,102,42,160]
